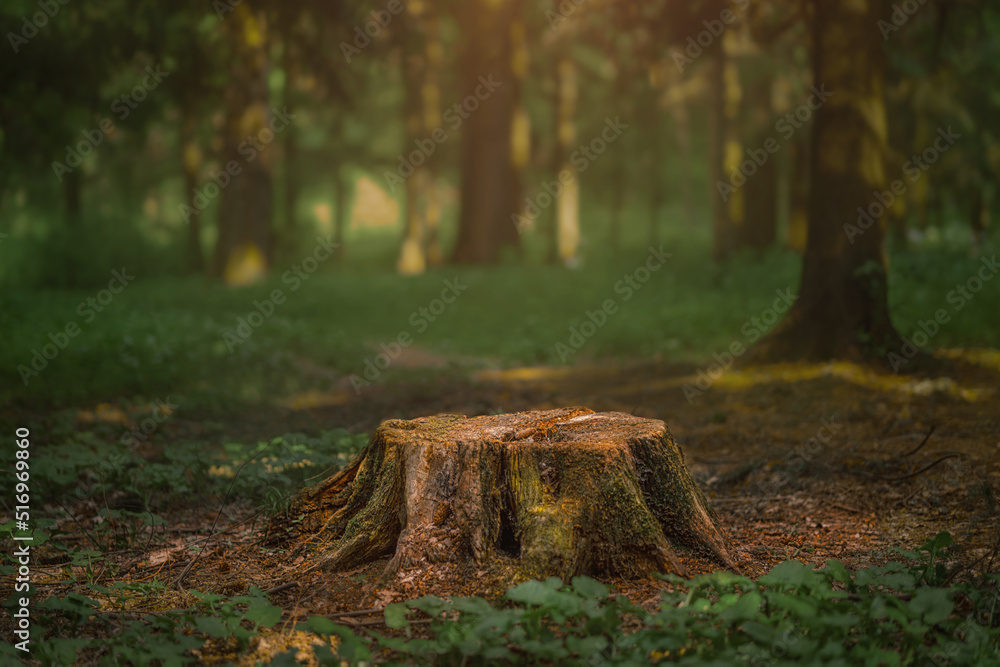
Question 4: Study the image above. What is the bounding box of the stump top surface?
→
[378,407,667,446]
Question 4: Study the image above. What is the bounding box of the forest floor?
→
[8,348,1000,664]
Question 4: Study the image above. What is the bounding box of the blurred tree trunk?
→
[647,117,663,247]
[786,134,809,252]
[63,168,81,226]
[555,56,579,265]
[970,187,986,253]
[721,44,744,253]
[671,83,694,227]
[282,37,298,241]
[609,161,626,257]
[740,75,778,251]
[545,65,560,265]
[423,15,444,267]
[333,165,347,261]
[451,0,522,263]
[62,168,82,287]
[707,47,733,262]
[180,104,205,274]
[755,0,902,361]
[213,4,273,285]
[397,7,429,275]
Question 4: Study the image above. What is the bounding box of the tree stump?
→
[280,408,737,581]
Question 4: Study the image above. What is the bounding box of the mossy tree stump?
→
[281,407,737,580]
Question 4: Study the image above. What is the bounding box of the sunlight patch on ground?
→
[936,347,1000,373]
[477,359,994,403]
[278,389,355,410]
[232,627,339,667]
[76,403,130,425]
[710,362,994,402]
[477,367,576,382]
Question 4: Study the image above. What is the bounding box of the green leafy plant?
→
[299,532,999,666]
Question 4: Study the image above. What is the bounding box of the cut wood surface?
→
[279,407,738,581]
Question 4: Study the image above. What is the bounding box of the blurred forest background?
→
[1,0,998,407]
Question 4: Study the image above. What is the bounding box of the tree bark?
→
[450,0,522,264]
[278,408,737,582]
[754,0,902,362]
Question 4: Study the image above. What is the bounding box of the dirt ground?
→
[13,349,1000,663]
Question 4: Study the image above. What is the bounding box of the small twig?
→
[709,495,799,503]
[324,607,383,619]
[175,437,280,590]
[898,424,936,459]
[55,499,102,553]
[829,503,861,514]
[896,487,923,507]
[265,581,299,595]
[883,454,960,482]
[345,617,434,628]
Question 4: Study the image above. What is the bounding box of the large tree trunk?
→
[278,408,737,582]
[213,4,273,285]
[754,0,902,362]
[450,0,522,263]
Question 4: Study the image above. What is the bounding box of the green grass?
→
[1,221,997,407]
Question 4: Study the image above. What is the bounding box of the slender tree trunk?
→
[397,9,428,275]
[555,56,579,265]
[673,92,694,227]
[609,162,626,257]
[62,168,82,287]
[970,187,985,254]
[707,48,732,262]
[63,168,81,227]
[754,0,902,362]
[333,165,347,262]
[648,115,663,248]
[722,51,744,252]
[741,76,778,251]
[282,23,298,243]
[786,134,809,252]
[213,4,273,284]
[451,0,522,264]
[181,105,205,274]
[545,67,560,265]
[424,14,444,267]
